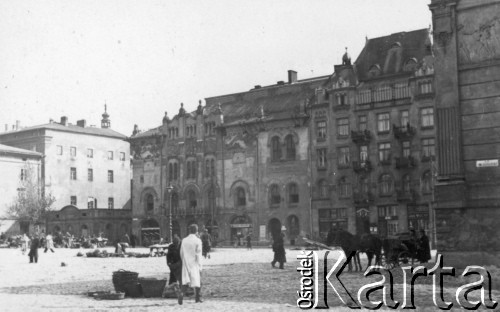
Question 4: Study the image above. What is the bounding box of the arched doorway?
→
[81,224,89,237]
[268,218,282,240]
[230,215,252,246]
[287,215,300,245]
[141,219,160,246]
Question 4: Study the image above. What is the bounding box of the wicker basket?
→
[112,270,139,293]
[139,277,167,298]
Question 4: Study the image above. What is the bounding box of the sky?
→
[0,0,432,136]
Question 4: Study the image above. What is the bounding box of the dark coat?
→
[29,237,40,257]
[417,234,431,263]
[167,242,182,285]
[272,235,286,263]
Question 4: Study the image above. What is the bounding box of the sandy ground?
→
[0,247,498,311]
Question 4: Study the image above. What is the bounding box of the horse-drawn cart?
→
[381,232,419,269]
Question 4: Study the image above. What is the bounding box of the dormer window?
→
[403,58,418,72]
[368,64,381,78]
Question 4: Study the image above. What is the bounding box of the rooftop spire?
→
[101,103,110,128]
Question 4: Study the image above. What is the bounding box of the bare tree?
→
[7,164,56,227]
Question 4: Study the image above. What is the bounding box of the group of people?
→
[18,232,56,264]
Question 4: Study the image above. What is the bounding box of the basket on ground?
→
[139,277,167,298]
[124,282,143,298]
[112,270,139,294]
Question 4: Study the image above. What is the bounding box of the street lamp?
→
[166,184,174,243]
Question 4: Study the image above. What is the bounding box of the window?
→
[57,145,63,155]
[378,143,391,163]
[338,147,350,167]
[387,220,399,236]
[108,197,114,209]
[422,138,435,160]
[20,169,26,181]
[236,187,246,206]
[400,110,409,127]
[421,108,434,128]
[360,145,369,162]
[186,159,197,179]
[119,152,125,161]
[402,174,411,193]
[419,80,433,94]
[169,162,179,181]
[394,82,410,99]
[271,136,281,161]
[337,118,349,137]
[145,194,154,212]
[377,113,390,133]
[288,183,299,204]
[378,205,397,218]
[317,148,327,169]
[359,176,370,193]
[357,89,372,104]
[379,174,393,195]
[359,116,367,131]
[285,135,296,160]
[88,197,95,209]
[318,180,329,198]
[88,168,93,182]
[108,170,114,183]
[70,167,77,180]
[422,171,433,194]
[87,148,93,158]
[402,141,411,158]
[337,93,347,106]
[270,184,281,206]
[205,158,216,177]
[108,151,113,160]
[70,196,77,206]
[70,147,76,157]
[338,177,351,198]
[317,121,327,140]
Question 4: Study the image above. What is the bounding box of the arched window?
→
[318,180,329,198]
[205,158,216,177]
[145,193,154,212]
[271,136,281,162]
[186,159,197,180]
[338,177,351,198]
[285,135,296,160]
[168,163,173,181]
[187,190,197,213]
[422,171,432,194]
[402,174,411,193]
[288,183,299,204]
[380,174,393,195]
[236,187,246,206]
[270,184,281,206]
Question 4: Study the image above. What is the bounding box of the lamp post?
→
[166,185,174,243]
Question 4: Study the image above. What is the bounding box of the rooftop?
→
[0,143,42,158]
[0,122,127,140]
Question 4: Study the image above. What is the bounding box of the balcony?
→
[351,130,371,144]
[379,157,392,166]
[352,160,372,173]
[395,156,416,169]
[393,124,416,140]
[353,191,374,204]
[397,189,417,202]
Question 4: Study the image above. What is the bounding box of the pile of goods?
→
[88,291,125,300]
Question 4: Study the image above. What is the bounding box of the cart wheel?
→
[398,251,411,266]
[381,255,394,270]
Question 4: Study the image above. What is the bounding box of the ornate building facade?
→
[310,29,436,242]
[430,0,500,266]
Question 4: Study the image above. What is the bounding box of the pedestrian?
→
[178,224,203,304]
[44,233,55,253]
[28,235,40,263]
[246,232,252,250]
[21,233,30,255]
[417,229,431,263]
[271,232,286,269]
[200,228,211,259]
[130,233,136,248]
[164,234,182,298]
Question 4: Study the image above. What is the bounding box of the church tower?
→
[101,104,111,129]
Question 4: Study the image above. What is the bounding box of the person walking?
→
[417,229,431,263]
[164,234,182,298]
[130,233,137,248]
[246,233,252,250]
[44,233,55,253]
[271,232,286,269]
[178,224,203,304]
[200,228,211,259]
[28,235,40,263]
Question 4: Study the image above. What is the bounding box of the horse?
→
[326,229,383,272]
[326,229,362,272]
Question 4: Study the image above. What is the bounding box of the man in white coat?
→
[179,224,203,304]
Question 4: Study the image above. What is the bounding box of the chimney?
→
[49,118,53,123]
[277,81,285,85]
[15,120,20,130]
[254,85,261,89]
[60,116,68,126]
[288,70,297,84]
[76,119,87,127]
